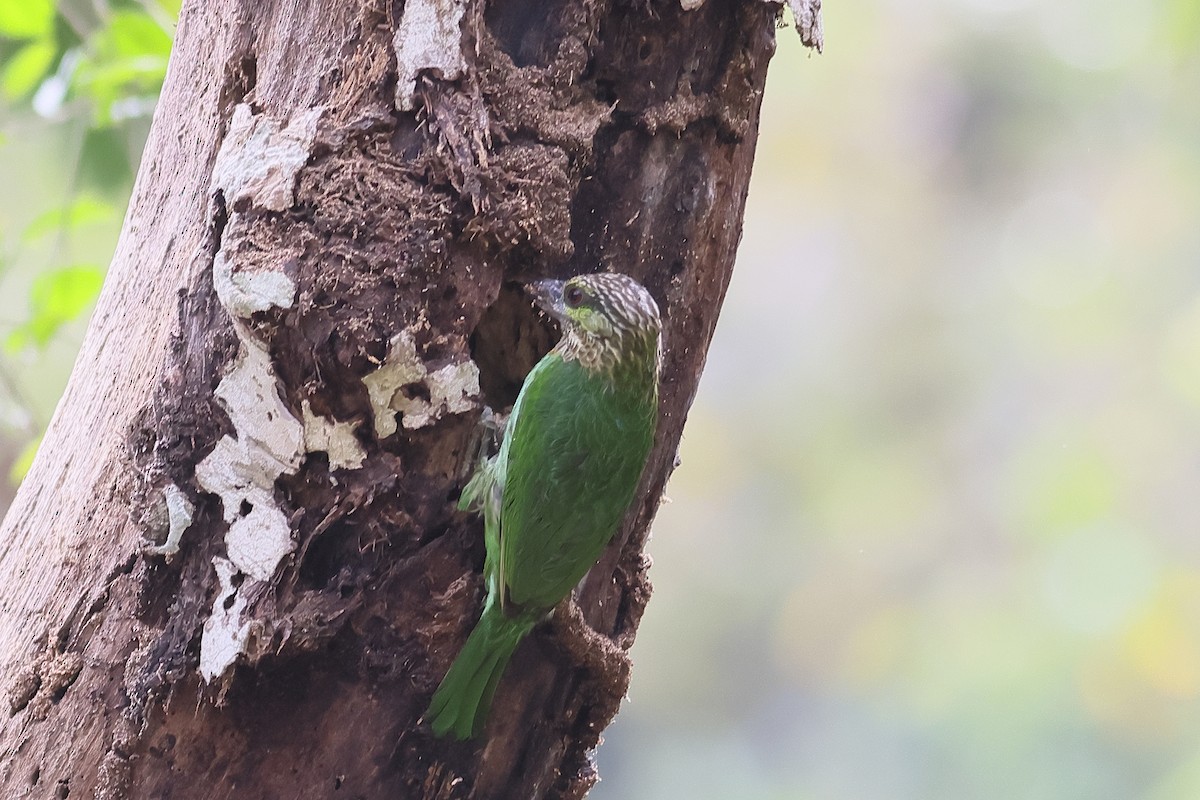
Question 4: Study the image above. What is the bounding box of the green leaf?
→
[74,56,168,113]
[6,265,105,351]
[72,10,172,124]
[76,126,132,190]
[154,0,183,19]
[105,10,173,58]
[0,0,54,39]
[1,40,55,98]
[22,196,116,241]
[8,434,40,484]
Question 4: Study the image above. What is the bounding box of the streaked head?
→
[527,273,662,372]
[529,272,660,342]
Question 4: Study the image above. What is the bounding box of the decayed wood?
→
[0,0,816,797]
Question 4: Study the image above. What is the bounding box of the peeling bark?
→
[0,0,819,797]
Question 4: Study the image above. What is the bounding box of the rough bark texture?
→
[0,0,816,797]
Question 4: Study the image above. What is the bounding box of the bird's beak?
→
[526,279,566,322]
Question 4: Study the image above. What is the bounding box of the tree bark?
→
[0,0,817,797]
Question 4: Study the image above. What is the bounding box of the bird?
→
[427,272,662,740]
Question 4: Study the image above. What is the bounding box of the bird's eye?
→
[564,285,585,308]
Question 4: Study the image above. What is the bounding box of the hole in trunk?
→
[468,283,557,410]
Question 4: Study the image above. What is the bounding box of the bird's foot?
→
[475,407,508,459]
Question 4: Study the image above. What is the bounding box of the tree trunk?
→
[0,0,818,797]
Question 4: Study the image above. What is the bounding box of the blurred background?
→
[2,1,1200,798]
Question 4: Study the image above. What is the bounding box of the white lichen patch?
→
[393,0,467,111]
[199,558,253,682]
[400,360,480,430]
[212,216,297,317]
[225,499,294,581]
[194,102,331,683]
[363,332,428,438]
[363,331,480,437]
[195,339,303,582]
[210,103,324,211]
[302,400,367,471]
[195,340,303,679]
[143,484,195,559]
[213,341,305,476]
[680,0,706,9]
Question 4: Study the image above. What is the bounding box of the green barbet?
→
[427,272,662,739]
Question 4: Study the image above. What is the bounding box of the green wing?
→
[458,453,503,592]
[497,353,656,612]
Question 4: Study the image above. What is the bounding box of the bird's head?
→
[527,273,662,375]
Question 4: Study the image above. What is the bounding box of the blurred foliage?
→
[0,0,173,483]
[3,0,1200,798]
[7,432,39,484]
[596,2,1200,799]
[6,263,105,349]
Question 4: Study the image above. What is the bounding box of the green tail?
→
[427,600,536,739]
